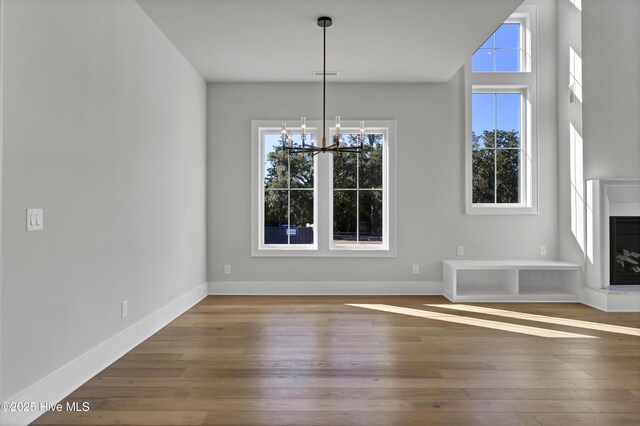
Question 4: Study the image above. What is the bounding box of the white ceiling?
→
[136,0,523,83]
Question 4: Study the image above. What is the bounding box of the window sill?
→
[466,204,539,215]
[252,248,396,258]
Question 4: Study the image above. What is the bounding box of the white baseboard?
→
[208,281,443,295]
[1,283,208,426]
[581,286,640,312]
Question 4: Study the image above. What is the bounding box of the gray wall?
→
[1,0,206,399]
[582,0,640,180]
[207,0,559,286]
[208,83,558,284]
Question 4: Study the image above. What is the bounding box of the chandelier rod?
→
[322,18,327,149]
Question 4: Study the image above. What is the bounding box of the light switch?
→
[27,208,43,231]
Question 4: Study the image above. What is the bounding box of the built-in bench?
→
[442,260,581,302]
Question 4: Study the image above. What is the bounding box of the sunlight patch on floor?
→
[426,304,640,337]
[345,304,597,339]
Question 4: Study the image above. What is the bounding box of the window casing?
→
[466,6,537,214]
[252,120,395,256]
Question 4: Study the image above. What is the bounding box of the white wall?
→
[582,0,640,180]
[557,0,584,264]
[558,0,640,269]
[1,0,206,400]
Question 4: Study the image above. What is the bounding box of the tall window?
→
[253,121,394,256]
[332,132,385,248]
[261,130,316,248]
[472,92,523,204]
[467,8,537,214]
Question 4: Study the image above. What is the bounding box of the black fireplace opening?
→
[610,216,640,285]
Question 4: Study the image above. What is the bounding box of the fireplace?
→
[610,217,640,285]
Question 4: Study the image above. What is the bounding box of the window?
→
[262,130,316,248]
[472,23,523,72]
[252,120,394,256]
[467,7,537,214]
[472,92,523,204]
[332,130,387,249]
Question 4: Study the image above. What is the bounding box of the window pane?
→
[496,49,520,72]
[289,152,314,189]
[480,33,495,49]
[360,134,383,189]
[333,190,357,244]
[472,94,495,149]
[264,190,288,244]
[496,149,521,203]
[334,152,357,189]
[472,149,495,203]
[496,93,521,147]
[472,49,494,72]
[264,135,288,189]
[496,24,520,49]
[290,190,314,244]
[359,191,383,245]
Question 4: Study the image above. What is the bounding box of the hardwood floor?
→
[34,296,640,425]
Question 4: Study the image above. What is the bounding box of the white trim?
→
[208,281,442,295]
[0,1,4,421]
[581,286,640,313]
[2,283,208,426]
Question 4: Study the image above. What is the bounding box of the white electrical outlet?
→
[540,246,547,256]
[224,264,231,274]
[456,245,464,256]
[412,265,420,274]
[121,300,128,318]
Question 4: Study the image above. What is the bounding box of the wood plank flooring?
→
[34,296,640,425]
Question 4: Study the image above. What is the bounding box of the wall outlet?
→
[224,264,231,274]
[456,245,464,256]
[412,265,420,274]
[121,300,128,318]
[540,246,547,256]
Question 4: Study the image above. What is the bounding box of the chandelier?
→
[280,16,365,155]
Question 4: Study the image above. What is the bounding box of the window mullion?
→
[287,152,291,245]
[356,152,360,244]
[494,94,498,204]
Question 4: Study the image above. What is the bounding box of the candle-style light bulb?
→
[281,123,287,145]
[360,121,365,138]
[335,116,341,129]
[301,117,306,131]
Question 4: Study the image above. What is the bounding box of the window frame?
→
[465,5,538,215]
[257,126,319,252]
[252,120,396,257]
[472,14,531,74]
[329,126,390,252]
